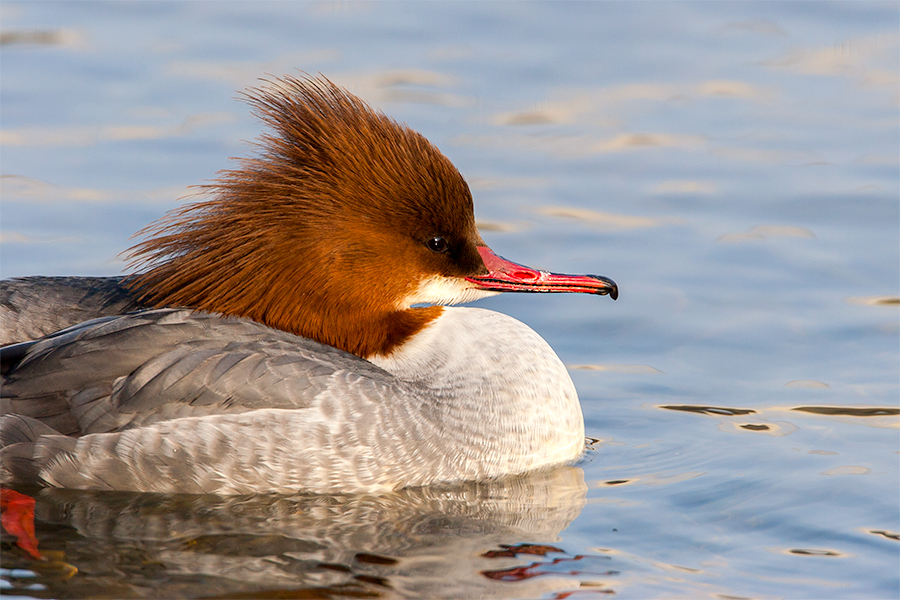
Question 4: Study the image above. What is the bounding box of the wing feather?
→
[2,309,397,436]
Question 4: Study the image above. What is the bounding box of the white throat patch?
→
[397,275,500,308]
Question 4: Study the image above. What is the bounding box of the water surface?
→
[1,2,898,598]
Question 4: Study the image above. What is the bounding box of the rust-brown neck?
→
[127,260,444,359]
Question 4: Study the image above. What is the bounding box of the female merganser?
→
[0,75,617,495]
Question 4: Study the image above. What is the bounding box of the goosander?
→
[0,75,616,495]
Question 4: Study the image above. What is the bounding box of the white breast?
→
[369,307,586,477]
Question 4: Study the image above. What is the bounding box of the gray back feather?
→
[2,308,398,436]
[0,276,144,345]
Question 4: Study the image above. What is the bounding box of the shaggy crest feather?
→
[125,75,487,358]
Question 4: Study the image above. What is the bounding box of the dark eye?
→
[426,237,449,253]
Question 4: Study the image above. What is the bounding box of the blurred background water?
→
[1,1,898,598]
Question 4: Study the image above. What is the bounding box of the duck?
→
[0,75,617,495]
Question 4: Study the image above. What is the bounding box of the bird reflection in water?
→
[0,466,611,598]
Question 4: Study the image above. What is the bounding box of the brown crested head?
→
[126,75,488,358]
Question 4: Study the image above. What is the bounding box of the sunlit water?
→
[1,2,898,599]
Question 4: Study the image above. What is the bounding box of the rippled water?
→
[1,2,898,598]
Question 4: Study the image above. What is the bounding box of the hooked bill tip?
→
[587,274,618,300]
